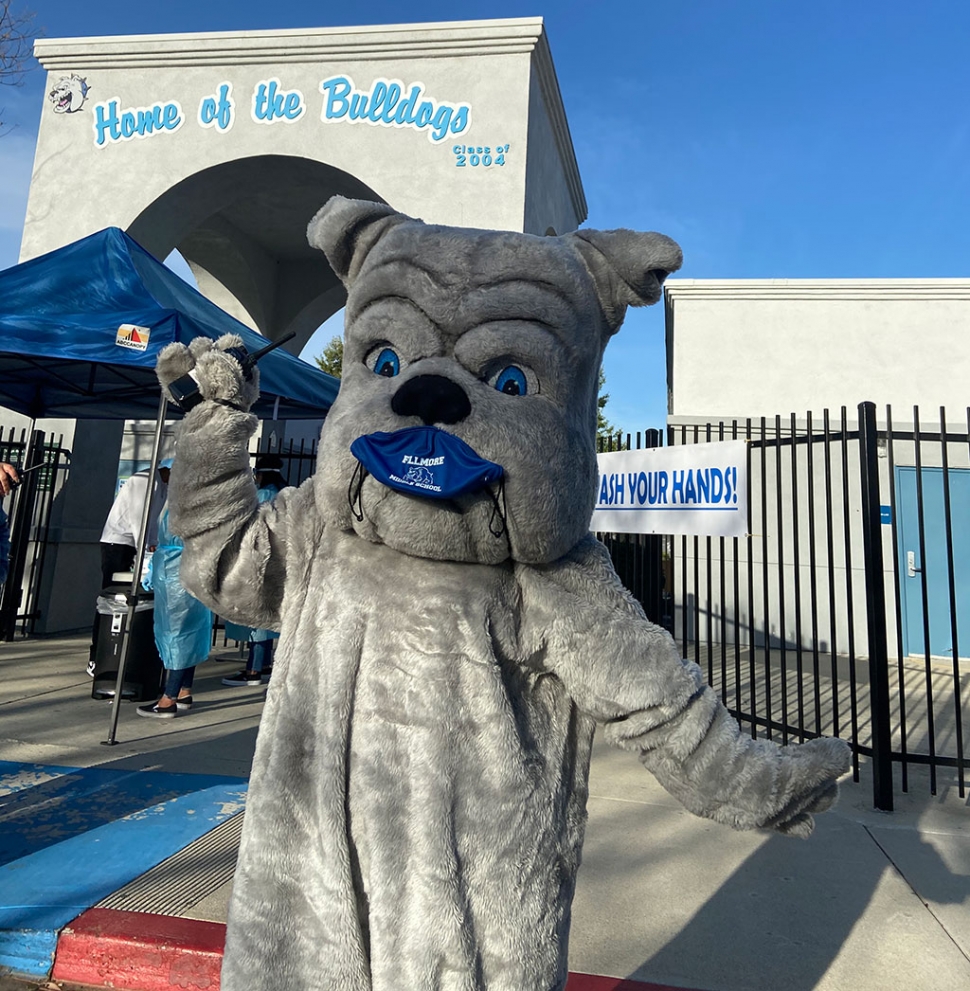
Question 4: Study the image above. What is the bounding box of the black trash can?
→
[91,586,163,702]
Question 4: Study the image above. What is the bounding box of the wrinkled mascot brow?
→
[157,196,850,991]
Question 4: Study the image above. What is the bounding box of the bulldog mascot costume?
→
[157,196,850,991]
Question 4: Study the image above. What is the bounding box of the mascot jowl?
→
[156,196,850,991]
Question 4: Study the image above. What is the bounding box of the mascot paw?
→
[769,737,852,838]
[155,335,260,412]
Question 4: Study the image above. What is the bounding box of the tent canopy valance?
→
[0,227,339,420]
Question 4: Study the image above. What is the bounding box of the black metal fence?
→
[601,402,970,810]
[0,426,71,639]
[249,435,319,488]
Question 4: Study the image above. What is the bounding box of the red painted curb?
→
[52,908,226,990]
[566,975,706,991]
[51,908,703,991]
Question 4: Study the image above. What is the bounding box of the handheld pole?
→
[103,392,169,746]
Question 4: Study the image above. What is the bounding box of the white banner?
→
[591,440,748,538]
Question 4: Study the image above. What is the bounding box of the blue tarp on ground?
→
[0,227,339,420]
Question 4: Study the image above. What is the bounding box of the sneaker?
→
[136,701,177,719]
[175,695,193,711]
[221,670,263,687]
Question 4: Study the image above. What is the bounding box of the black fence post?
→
[0,430,44,641]
[858,401,893,811]
[643,428,665,627]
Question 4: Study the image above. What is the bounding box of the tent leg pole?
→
[103,392,169,746]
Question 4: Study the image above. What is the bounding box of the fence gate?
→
[0,426,71,639]
[601,402,970,811]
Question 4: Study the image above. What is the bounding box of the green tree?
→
[597,368,619,442]
[0,1,35,133]
[313,335,343,378]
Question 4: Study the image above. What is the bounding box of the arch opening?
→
[128,155,385,354]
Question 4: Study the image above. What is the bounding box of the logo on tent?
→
[116,324,151,351]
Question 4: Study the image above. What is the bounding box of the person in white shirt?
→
[99,460,171,588]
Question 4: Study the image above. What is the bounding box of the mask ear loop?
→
[485,476,512,556]
[348,460,368,522]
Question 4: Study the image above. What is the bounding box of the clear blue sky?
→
[2,1,968,430]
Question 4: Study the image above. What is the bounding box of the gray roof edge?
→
[530,28,587,225]
[34,17,545,67]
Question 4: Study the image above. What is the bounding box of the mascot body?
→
[158,197,849,991]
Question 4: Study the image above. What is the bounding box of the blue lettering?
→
[415,101,434,127]
[697,468,709,503]
[349,93,369,120]
[199,96,217,125]
[430,104,452,142]
[283,91,302,120]
[321,76,351,119]
[382,82,401,123]
[685,471,697,504]
[599,474,609,505]
[94,101,120,146]
[319,76,471,142]
[253,79,304,123]
[216,83,233,130]
[368,81,387,122]
[268,80,283,117]
[672,470,684,504]
[709,468,724,503]
[135,106,163,134]
[613,473,624,505]
[658,472,669,504]
[254,82,270,120]
[450,106,469,135]
[93,98,182,146]
[402,83,421,123]
[162,103,181,130]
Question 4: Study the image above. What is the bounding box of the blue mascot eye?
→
[373,348,400,378]
[494,366,528,396]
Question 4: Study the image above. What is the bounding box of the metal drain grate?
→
[98,811,245,916]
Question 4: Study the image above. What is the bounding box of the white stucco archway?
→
[128,155,384,352]
[18,17,588,632]
[26,18,587,349]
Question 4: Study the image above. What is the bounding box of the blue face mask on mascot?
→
[349,425,508,539]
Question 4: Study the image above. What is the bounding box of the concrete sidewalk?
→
[1,634,968,990]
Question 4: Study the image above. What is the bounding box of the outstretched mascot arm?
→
[155,335,306,630]
[518,535,851,837]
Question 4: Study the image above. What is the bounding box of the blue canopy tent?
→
[0,226,339,420]
[0,227,340,742]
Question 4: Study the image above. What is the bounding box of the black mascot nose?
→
[391,374,471,425]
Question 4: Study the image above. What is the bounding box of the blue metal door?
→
[896,466,970,658]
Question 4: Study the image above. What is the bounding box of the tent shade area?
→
[0,227,340,741]
[0,227,339,421]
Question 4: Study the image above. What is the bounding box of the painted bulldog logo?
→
[49,74,90,114]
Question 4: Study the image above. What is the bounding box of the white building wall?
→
[25,18,585,261]
[666,280,970,425]
[664,280,970,666]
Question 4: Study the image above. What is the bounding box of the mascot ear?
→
[564,228,683,335]
[308,196,409,286]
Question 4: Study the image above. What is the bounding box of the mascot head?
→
[308,196,681,566]
[48,74,90,114]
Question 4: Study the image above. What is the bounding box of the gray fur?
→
[157,197,850,991]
